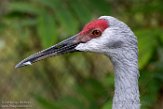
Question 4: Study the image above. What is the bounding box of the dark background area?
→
[0,0,163,109]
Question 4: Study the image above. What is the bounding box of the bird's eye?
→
[92,30,102,37]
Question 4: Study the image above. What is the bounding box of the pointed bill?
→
[15,35,80,68]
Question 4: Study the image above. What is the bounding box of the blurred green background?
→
[0,0,163,109]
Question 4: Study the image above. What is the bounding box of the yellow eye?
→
[92,30,102,37]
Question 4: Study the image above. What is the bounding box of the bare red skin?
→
[75,19,109,43]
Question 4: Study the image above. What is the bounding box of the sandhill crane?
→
[15,16,140,109]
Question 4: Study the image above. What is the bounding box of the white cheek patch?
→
[75,28,113,53]
[75,41,100,52]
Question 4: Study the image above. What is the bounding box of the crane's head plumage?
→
[15,16,137,68]
[75,16,137,54]
[75,19,108,43]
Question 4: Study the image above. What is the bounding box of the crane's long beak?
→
[15,34,80,68]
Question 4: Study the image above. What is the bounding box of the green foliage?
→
[8,2,40,15]
[33,94,60,109]
[136,29,157,69]
[33,78,108,109]
[37,13,58,48]
[1,0,163,109]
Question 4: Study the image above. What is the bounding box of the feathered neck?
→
[107,47,140,109]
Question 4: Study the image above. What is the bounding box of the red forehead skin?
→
[80,19,108,35]
[74,19,109,43]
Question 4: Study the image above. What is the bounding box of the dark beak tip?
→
[15,61,32,69]
[15,64,19,69]
[15,64,22,69]
[15,63,24,69]
[15,34,79,69]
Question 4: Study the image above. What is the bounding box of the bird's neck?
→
[107,49,140,109]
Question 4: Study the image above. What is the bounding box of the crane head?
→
[15,16,136,68]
